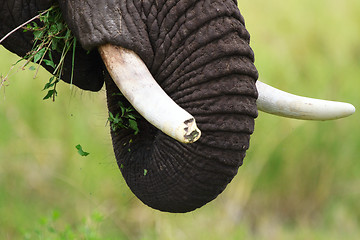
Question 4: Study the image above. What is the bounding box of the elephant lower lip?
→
[98,44,201,144]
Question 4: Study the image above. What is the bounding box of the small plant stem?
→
[20,40,48,69]
[34,40,52,78]
[0,8,52,44]
[52,83,57,102]
[0,63,18,90]
[70,38,76,86]
[52,38,71,75]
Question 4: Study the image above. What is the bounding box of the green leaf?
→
[65,29,72,39]
[75,144,90,157]
[120,106,125,117]
[43,89,57,100]
[43,76,56,90]
[33,48,46,63]
[112,93,123,97]
[29,66,36,71]
[32,22,39,29]
[128,119,139,135]
[50,24,59,34]
[144,169,148,176]
[43,59,56,68]
[13,58,24,65]
[51,38,59,51]
[33,30,43,39]
[48,50,54,62]
[128,114,137,120]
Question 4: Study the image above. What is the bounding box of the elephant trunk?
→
[104,14,258,212]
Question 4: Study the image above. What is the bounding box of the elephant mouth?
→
[98,44,355,144]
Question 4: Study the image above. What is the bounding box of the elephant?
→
[0,0,355,213]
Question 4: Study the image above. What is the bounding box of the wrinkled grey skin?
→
[0,0,258,213]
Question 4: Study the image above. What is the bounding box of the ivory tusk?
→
[98,44,201,143]
[256,81,356,120]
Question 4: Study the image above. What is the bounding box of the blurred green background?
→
[0,0,359,239]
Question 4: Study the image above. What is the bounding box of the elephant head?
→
[0,0,355,213]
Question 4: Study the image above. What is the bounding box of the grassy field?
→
[1,0,359,239]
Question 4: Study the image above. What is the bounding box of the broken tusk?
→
[256,81,355,120]
[98,44,201,143]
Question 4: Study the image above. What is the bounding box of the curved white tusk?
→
[98,44,201,143]
[256,81,355,120]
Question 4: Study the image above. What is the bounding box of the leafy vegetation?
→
[76,144,90,157]
[108,100,140,135]
[1,5,141,137]
[22,5,76,101]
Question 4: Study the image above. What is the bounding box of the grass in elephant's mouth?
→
[22,5,77,101]
[108,96,140,135]
[0,5,76,101]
